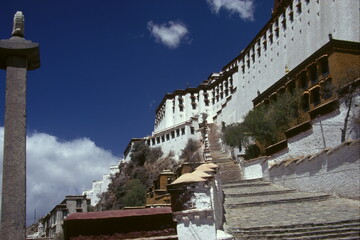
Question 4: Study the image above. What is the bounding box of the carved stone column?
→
[0,11,40,239]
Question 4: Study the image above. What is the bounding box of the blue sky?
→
[1,0,273,157]
[0,0,274,225]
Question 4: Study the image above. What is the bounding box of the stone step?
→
[234,229,360,240]
[216,164,235,169]
[220,166,241,175]
[224,198,360,230]
[222,181,271,189]
[220,166,241,173]
[212,156,232,161]
[218,162,238,167]
[231,219,360,233]
[225,191,331,204]
[223,183,289,195]
[221,179,262,184]
[225,194,333,208]
[214,159,234,164]
[225,189,296,198]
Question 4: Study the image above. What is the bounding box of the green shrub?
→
[224,90,303,159]
[123,179,146,207]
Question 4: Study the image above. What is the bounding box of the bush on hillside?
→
[123,179,146,207]
[224,90,304,159]
[180,138,202,163]
[97,143,179,210]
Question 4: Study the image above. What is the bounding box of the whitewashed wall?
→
[242,88,359,180]
[150,119,202,158]
[268,139,360,199]
[82,163,120,206]
[270,92,359,166]
[242,158,265,180]
[216,0,360,125]
[152,1,359,146]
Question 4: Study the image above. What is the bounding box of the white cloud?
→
[0,127,119,225]
[147,21,189,49]
[207,0,255,21]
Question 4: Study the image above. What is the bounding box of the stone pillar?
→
[0,11,40,239]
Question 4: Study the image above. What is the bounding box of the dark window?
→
[62,210,68,218]
[282,17,286,30]
[311,87,321,106]
[161,135,165,142]
[152,138,156,145]
[320,57,329,76]
[289,11,294,22]
[181,128,185,135]
[190,127,195,134]
[203,91,208,98]
[176,129,180,137]
[301,93,310,111]
[171,131,175,139]
[270,93,277,102]
[309,64,318,84]
[76,200,82,208]
[300,71,308,89]
[166,134,170,141]
[275,28,279,38]
[287,80,296,93]
[296,2,302,14]
[157,137,160,144]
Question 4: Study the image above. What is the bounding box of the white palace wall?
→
[149,119,202,158]
[127,0,359,161]
[218,0,360,125]
[83,163,120,206]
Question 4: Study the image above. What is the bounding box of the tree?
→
[337,68,360,142]
[123,179,146,207]
[97,143,178,210]
[130,141,150,166]
[223,90,303,159]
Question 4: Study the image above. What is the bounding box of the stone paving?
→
[224,189,360,229]
[222,179,360,239]
[206,123,360,239]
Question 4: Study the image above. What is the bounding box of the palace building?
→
[123,0,359,161]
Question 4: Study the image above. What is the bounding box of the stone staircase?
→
[207,123,241,184]
[206,123,360,240]
[222,179,360,239]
